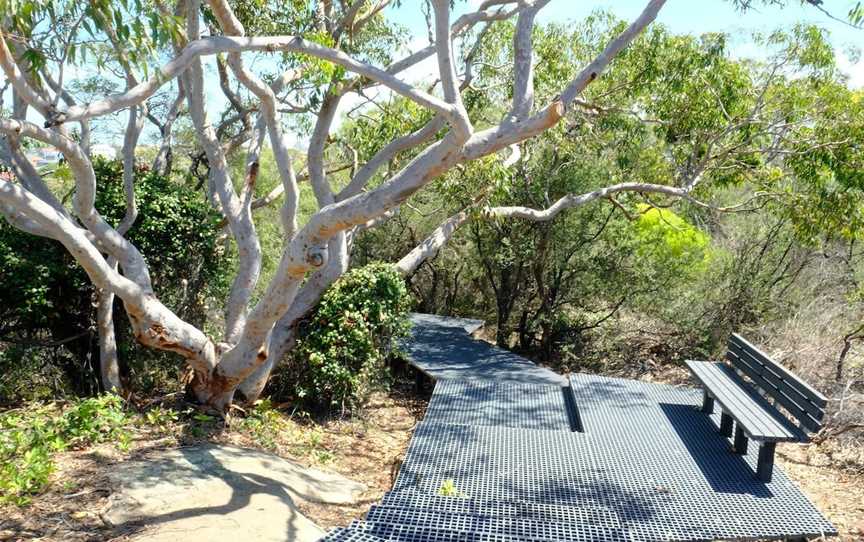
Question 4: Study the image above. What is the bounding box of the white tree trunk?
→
[0,0,669,411]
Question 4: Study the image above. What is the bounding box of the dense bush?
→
[632,204,711,274]
[270,263,412,413]
[0,159,228,400]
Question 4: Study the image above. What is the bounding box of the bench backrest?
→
[725,334,827,434]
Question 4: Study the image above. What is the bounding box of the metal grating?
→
[400,314,566,386]
[320,315,837,542]
[390,373,836,542]
[360,520,524,542]
[380,489,620,527]
[364,503,628,541]
[366,506,627,542]
[424,379,573,431]
[407,313,486,335]
[318,526,388,542]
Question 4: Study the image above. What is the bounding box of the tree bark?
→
[97,287,122,393]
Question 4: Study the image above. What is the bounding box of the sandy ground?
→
[777,443,864,541]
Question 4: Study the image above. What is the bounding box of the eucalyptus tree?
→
[0,0,857,411]
[350,16,864,351]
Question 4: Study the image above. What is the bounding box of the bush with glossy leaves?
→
[270,263,412,414]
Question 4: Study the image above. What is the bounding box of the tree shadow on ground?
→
[103,444,354,541]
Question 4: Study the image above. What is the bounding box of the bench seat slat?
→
[687,361,800,441]
[726,349,823,432]
[730,334,828,408]
[689,361,772,436]
[687,361,782,438]
[695,363,788,439]
[685,361,807,442]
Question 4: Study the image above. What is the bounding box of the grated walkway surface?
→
[400,313,566,386]
[320,315,837,542]
[423,379,574,430]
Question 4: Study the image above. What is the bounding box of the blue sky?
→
[390,0,863,49]
[319,0,862,147]
[208,0,864,148]
[10,1,862,147]
[386,0,862,83]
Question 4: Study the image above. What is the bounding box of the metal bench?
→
[685,334,828,482]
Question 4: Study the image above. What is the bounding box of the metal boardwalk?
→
[399,313,566,386]
[321,315,836,541]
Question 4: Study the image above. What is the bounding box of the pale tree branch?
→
[100,17,148,392]
[307,90,342,207]
[41,70,91,155]
[0,178,143,300]
[207,0,302,239]
[183,0,262,346]
[1,103,69,217]
[337,116,446,201]
[0,175,217,375]
[395,179,766,277]
[431,0,473,142]
[52,35,463,127]
[508,0,551,122]
[148,83,186,175]
[0,30,55,120]
[0,119,152,287]
[561,0,667,105]
[395,210,470,275]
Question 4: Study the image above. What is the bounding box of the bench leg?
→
[719,412,734,438]
[701,391,714,414]
[733,425,748,455]
[756,442,776,482]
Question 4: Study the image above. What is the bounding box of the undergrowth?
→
[0,394,130,505]
[235,400,335,463]
[0,394,346,508]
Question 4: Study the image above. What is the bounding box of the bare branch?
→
[53,35,463,128]
[508,0,551,122]
[337,116,445,201]
[207,0,302,238]
[431,0,473,141]
[0,118,152,286]
[0,30,55,120]
[395,210,470,275]
[183,0,261,345]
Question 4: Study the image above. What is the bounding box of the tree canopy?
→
[1,0,862,412]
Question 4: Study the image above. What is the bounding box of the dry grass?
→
[288,386,427,530]
[778,443,864,541]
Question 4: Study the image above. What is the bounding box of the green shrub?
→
[633,203,712,275]
[0,394,130,505]
[143,405,180,432]
[236,399,286,450]
[273,263,412,413]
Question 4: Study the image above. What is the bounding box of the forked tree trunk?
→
[0,0,670,412]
